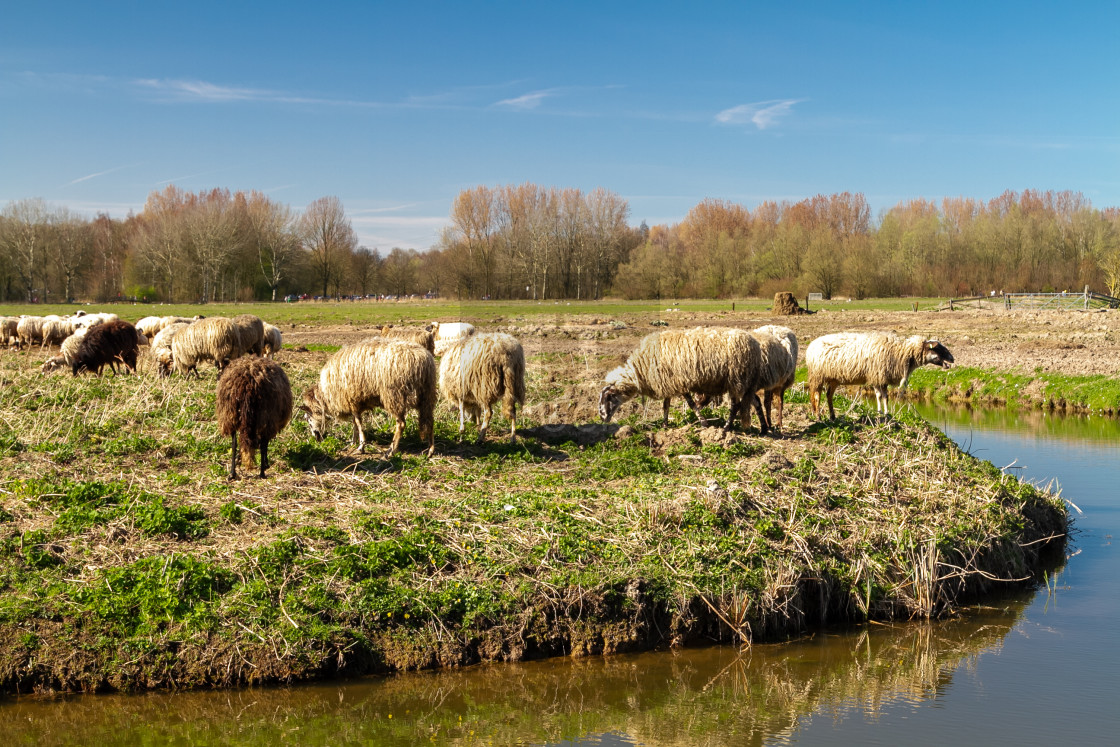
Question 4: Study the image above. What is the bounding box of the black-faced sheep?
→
[806,332,954,419]
[438,332,525,442]
[378,324,436,353]
[599,326,767,434]
[70,320,140,376]
[299,339,436,457]
[171,317,239,377]
[431,321,476,355]
[216,356,293,479]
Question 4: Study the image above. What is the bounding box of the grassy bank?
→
[0,342,1065,694]
[906,366,1120,415]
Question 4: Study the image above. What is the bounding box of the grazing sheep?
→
[232,314,266,357]
[151,322,190,377]
[216,356,293,479]
[40,318,75,349]
[262,323,283,358]
[299,339,436,457]
[16,316,45,350]
[74,312,119,330]
[70,320,140,376]
[431,321,476,355]
[806,332,955,419]
[171,317,239,377]
[41,327,91,373]
[135,316,164,339]
[438,332,525,442]
[599,326,767,434]
[1,317,20,348]
[378,324,436,353]
[751,325,798,431]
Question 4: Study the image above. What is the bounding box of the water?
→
[3,403,1119,745]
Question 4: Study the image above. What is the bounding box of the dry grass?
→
[0,333,1067,693]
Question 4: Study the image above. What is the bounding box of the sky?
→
[2,1,1118,250]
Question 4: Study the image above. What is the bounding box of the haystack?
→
[773,292,807,315]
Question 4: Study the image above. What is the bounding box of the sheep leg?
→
[457,401,466,441]
[352,413,366,453]
[772,389,786,431]
[661,398,672,424]
[876,387,889,416]
[509,403,517,441]
[478,404,491,443]
[260,438,269,478]
[751,393,770,435]
[683,394,707,426]
[723,396,741,433]
[826,385,837,420]
[229,432,239,480]
[387,417,404,457]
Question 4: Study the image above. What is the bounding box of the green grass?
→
[0,296,945,328]
[908,366,1120,414]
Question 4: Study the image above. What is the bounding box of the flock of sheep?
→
[0,309,955,479]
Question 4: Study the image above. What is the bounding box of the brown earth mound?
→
[773,292,807,315]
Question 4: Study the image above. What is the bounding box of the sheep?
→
[262,323,283,358]
[135,316,164,339]
[806,332,955,419]
[74,312,119,330]
[70,320,140,376]
[750,325,798,431]
[431,321,476,355]
[16,316,45,350]
[215,356,293,479]
[378,324,436,353]
[1,317,19,348]
[438,332,525,442]
[150,321,189,377]
[299,339,436,457]
[232,314,265,357]
[599,326,767,434]
[171,317,239,377]
[41,326,91,373]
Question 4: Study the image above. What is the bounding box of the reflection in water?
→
[1,598,1032,746]
[908,401,1120,444]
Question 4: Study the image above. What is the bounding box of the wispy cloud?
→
[63,162,141,187]
[350,215,451,250]
[495,89,557,110]
[715,99,805,130]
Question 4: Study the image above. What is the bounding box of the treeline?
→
[2,185,1119,304]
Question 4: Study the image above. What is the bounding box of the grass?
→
[0,323,1066,694]
[0,295,945,329]
[906,366,1120,414]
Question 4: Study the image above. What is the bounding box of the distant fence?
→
[940,288,1120,311]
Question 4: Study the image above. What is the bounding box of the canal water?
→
[3,403,1118,745]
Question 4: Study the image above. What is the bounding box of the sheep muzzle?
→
[599,386,620,422]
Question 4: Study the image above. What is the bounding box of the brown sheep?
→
[216,357,293,479]
[70,320,140,376]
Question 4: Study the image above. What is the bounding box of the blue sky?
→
[2,1,1118,250]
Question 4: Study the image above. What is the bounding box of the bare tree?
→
[350,245,381,297]
[302,196,357,298]
[243,191,302,301]
[0,198,51,302]
[49,208,93,302]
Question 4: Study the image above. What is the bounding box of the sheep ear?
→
[926,339,939,349]
[298,404,311,414]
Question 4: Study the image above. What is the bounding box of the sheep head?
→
[923,339,954,368]
[299,385,334,442]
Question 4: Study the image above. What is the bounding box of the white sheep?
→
[135,316,164,339]
[431,321,476,355]
[232,314,265,357]
[16,316,45,350]
[438,332,525,442]
[378,324,436,353]
[262,322,283,358]
[1,317,21,348]
[151,321,190,377]
[752,325,798,430]
[806,332,954,418]
[40,326,91,373]
[40,318,76,350]
[599,326,766,433]
[299,339,436,457]
[171,317,240,377]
